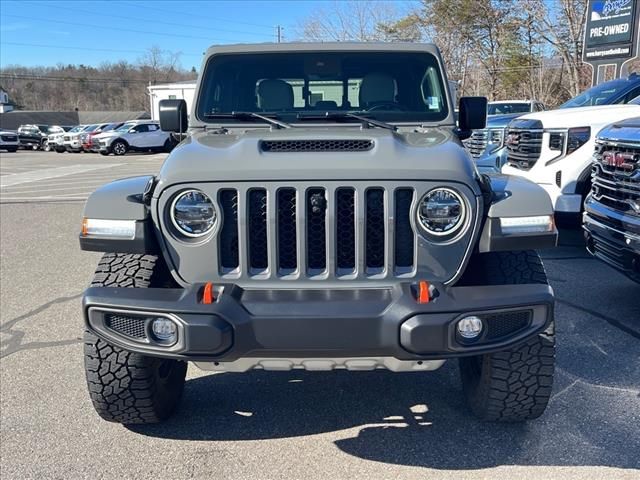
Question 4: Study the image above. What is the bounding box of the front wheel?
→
[42,139,50,152]
[84,253,186,424]
[112,140,128,156]
[458,251,555,422]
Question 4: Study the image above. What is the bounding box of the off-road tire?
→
[112,140,128,156]
[459,250,555,422]
[84,253,186,424]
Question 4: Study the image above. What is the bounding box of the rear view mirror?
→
[458,97,487,133]
[160,99,188,133]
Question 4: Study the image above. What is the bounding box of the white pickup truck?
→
[501,97,640,222]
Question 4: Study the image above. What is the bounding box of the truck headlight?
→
[170,190,216,237]
[417,188,466,237]
[566,127,590,154]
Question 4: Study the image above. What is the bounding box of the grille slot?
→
[484,311,531,340]
[365,188,385,270]
[260,139,374,152]
[306,188,327,271]
[394,188,414,268]
[277,188,298,271]
[248,189,268,271]
[336,188,356,271]
[218,189,239,270]
[105,314,147,340]
[506,129,543,169]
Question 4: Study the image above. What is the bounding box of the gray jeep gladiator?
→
[79,43,558,424]
[584,117,640,282]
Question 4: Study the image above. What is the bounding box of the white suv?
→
[501,98,640,220]
[97,121,174,156]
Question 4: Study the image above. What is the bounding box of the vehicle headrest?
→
[359,73,396,107]
[257,79,294,111]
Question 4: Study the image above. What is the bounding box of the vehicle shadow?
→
[129,362,640,470]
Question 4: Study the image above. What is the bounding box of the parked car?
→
[470,74,640,172]
[43,125,73,152]
[583,117,640,282]
[80,123,111,152]
[62,125,92,153]
[85,123,124,152]
[488,100,545,115]
[0,129,20,152]
[80,42,559,425]
[97,120,175,155]
[501,97,640,224]
[17,124,48,150]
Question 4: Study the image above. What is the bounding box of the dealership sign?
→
[583,0,639,83]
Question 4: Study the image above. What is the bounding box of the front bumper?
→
[583,197,640,282]
[83,282,554,363]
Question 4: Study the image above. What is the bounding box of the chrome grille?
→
[214,185,417,279]
[463,129,488,159]
[591,140,640,216]
[506,129,543,169]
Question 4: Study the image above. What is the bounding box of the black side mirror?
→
[159,99,188,133]
[458,97,487,138]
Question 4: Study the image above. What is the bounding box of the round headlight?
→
[417,188,466,237]
[170,190,216,237]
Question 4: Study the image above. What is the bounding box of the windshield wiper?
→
[297,111,397,131]
[203,111,292,129]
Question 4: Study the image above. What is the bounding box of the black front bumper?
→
[583,197,640,283]
[83,281,554,362]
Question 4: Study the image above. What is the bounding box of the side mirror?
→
[160,99,188,133]
[458,96,487,135]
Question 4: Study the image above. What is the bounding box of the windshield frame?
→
[193,48,455,127]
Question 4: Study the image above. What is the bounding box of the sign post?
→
[583,0,640,84]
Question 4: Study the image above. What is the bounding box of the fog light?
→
[151,317,177,344]
[457,316,483,340]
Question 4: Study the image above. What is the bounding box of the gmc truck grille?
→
[506,129,543,170]
[463,129,488,159]
[591,140,640,216]
[1,135,18,142]
[215,184,416,278]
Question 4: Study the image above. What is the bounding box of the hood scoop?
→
[260,139,374,152]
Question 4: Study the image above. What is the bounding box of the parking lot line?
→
[0,164,121,187]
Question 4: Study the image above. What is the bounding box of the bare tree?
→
[295,0,400,41]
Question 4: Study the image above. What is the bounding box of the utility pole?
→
[276,25,282,43]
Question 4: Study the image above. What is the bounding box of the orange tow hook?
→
[202,282,215,304]
[418,281,430,304]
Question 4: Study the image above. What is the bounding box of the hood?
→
[93,131,119,140]
[486,113,524,128]
[512,104,640,129]
[155,127,481,195]
[598,116,640,143]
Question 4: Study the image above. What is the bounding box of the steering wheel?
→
[365,102,406,112]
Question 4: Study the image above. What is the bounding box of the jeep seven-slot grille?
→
[260,139,374,152]
[218,186,416,277]
[506,129,543,169]
[591,140,640,216]
[463,129,488,158]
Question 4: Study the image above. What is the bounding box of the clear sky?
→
[0,0,416,69]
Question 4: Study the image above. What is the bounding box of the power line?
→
[115,0,278,30]
[1,41,203,58]
[1,13,263,43]
[21,1,275,38]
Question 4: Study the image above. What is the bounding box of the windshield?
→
[68,126,83,133]
[488,102,531,115]
[197,51,450,124]
[116,123,135,132]
[560,78,636,108]
[83,124,99,132]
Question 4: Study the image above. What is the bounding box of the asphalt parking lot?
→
[1,151,639,479]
